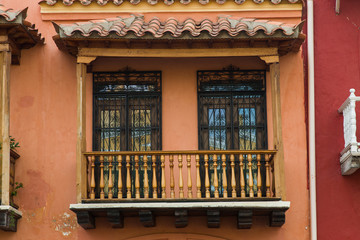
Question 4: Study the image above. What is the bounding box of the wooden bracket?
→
[260,55,279,64]
[76,211,95,229]
[270,211,286,227]
[77,56,97,64]
[237,210,253,229]
[107,210,124,228]
[207,210,220,228]
[175,210,188,228]
[139,210,155,227]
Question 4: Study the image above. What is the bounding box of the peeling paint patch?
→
[52,212,78,237]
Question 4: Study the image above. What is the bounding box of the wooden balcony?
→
[71,150,290,229]
[0,150,22,232]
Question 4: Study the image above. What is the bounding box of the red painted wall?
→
[314,0,360,239]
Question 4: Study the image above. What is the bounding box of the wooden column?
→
[0,43,11,205]
[76,56,96,203]
[261,55,286,200]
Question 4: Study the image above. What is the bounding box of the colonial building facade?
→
[0,0,309,239]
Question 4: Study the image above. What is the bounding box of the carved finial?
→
[350,88,356,97]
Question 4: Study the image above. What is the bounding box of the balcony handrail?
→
[338,89,360,150]
[84,149,277,156]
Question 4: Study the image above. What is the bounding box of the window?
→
[197,68,267,197]
[92,70,161,198]
[93,71,162,152]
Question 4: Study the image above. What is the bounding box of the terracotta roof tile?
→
[40,0,301,6]
[55,15,302,39]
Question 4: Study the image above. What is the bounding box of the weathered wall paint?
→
[314,0,360,239]
[0,0,309,239]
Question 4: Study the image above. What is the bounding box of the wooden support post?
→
[196,155,201,198]
[230,154,236,198]
[76,62,87,203]
[0,48,11,205]
[269,62,286,200]
[222,154,227,198]
[126,155,131,198]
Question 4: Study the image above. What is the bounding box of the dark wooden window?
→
[197,68,267,197]
[93,71,161,152]
[92,70,161,198]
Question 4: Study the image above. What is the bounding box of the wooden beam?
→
[79,47,278,58]
[77,56,97,64]
[0,49,11,206]
[76,62,87,203]
[260,55,279,64]
[270,62,286,200]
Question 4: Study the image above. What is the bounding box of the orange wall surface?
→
[1,0,309,239]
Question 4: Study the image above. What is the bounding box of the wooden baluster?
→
[118,155,123,199]
[265,154,271,197]
[179,154,184,198]
[257,154,262,197]
[108,156,113,199]
[126,155,131,198]
[240,154,245,198]
[135,155,140,199]
[248,154,254,198]
[205,154,210,198]
[144,155,149,198]
[100,156,105,199]
[222,154,227,198]
[187,155,192,198]
[170,155,175,198]
[161,155,166,198]
[152,155,157,199]
[230,154,236,198]
[213,154,219,198]
[90,156,95,200]
[196,155,201,198]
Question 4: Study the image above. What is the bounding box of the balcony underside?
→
[70,199,289,229]
[0,206,22,232]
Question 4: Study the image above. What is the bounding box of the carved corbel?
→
[260,55,279,64]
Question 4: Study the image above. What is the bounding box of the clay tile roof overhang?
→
[40,0,301,6]
[53,15,305,57]
[0,6,44,64]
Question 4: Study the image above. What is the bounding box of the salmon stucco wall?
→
[0,0,309,239]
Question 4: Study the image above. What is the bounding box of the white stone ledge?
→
[70,201,290,211]
[0,205,22,217]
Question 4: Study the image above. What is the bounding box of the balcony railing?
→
[83,150,277,201]
[338,89,360,175]
[72,150,291,229]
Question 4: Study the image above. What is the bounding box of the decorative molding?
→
[39,0,302,6]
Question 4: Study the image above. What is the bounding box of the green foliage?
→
[0,136,20,151]
[11,182,23,197]
[10,136,20,150]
